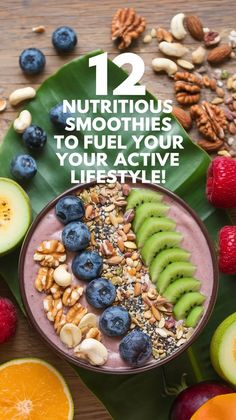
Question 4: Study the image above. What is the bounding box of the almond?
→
[207,44,232,64]
[172,106,192,131]
[185,15,204,41]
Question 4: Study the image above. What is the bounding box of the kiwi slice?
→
[150,248,190,283]
[163,277,201,304]
[136,217,176,248]
[133,202,169,232]
[126,189,163,210]
[0,177,31,255]
[173,292,206,320]
[156,261,196,294]
[141,231,183,266]
[185,305,204,328]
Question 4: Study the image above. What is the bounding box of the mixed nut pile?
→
[111,8,236,156]
[33,182,195,367]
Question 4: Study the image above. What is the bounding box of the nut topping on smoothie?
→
[32,182,206,368]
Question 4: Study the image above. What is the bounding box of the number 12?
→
[89,52,146,96]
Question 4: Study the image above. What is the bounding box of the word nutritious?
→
[63,99,173,114]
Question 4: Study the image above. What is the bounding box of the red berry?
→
[206,157,236,208]
[0,298,17,343]
[219,226,236,275]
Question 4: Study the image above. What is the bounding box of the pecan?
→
[197,139,224,152]
[35,267,54,292]
[174,72,202,105]
[66,303,88,325]
[191,101,228,141]
[156,27,173,43]
[33,239,66,267]
[43,295,63,322]
[204,31,221,47]
[62,286,84,307]
[86,327,102,341]
[111,8,146,50]
[174,72,203,86]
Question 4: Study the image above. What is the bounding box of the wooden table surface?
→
[0,0,235,418]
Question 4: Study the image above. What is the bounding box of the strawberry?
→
[0,298,17,343]
[219,226,236,275]
[206,157,236,208]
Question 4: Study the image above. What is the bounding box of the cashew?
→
[159,41,188,58]
[9,87,36,106]
[13,110,32,133]
[176,59,194,70]
[60,323,82,348]
[0,99,7,112]
[170,13,187,40]
[152,58,178,76]
[74,338,108,366]
[192,46,206,64]
[78,313,97,330]
[53,264,72,287]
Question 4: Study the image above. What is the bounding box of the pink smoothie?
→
[22,184,216,372]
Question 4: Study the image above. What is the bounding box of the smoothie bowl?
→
[19,179,218,373]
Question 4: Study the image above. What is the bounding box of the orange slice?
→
[0,358,74,419]
[191,393,236,420]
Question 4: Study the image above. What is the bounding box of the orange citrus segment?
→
[190,393,236,420]
[0,358,73,419]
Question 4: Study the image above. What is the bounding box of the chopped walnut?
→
[62,286,84,307]
[191,101,228,142]
[54,309,67,334]
[50,283,63,299]
[111,8,146,50]
[66,303,88,325]
[43,295,63,322]
[86,327,102,341]
[35,267,54,292]
[33,239,66,268]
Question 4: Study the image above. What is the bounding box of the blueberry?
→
[22,125,47,150]
[52,26,77,53]
[72,250,103,281]
[10,154,37,181]
[49,103,72,130]
[19,48,45,74]
[62,221,90,252]
[56,195,85,224]
[86,278,116,309]
[119,329,152,367]
[99,306,131,337]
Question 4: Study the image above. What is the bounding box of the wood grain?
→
[0,0,235,418]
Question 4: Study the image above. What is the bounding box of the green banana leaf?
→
[0,50,233,420]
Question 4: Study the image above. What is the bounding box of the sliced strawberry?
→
[206,157,236,208]
[219,226,236,275]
